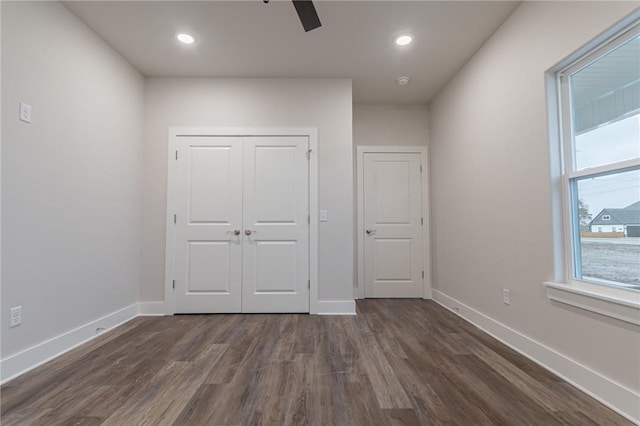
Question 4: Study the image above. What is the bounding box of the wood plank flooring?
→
[1,300,632,425]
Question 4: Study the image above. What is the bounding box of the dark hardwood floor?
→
[1,300,632,425]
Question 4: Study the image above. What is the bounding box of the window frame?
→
[545,15,640,325]
[558,23,640,288]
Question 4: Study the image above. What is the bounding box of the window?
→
[558,23,639,291]
[545,18,640,325]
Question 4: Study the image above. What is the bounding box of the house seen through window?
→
[558,24,639,289]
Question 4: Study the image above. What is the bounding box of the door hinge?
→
[172,280,175,289]
[420,165,422,173]
[174,214,177,224]
[175,150,178,160]
[308,215,310,224]
[421,217,423,225]
[308,280,311,289]
[306,149,312,159]
[422,271,424,279]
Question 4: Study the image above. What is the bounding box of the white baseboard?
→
[316,300,356,315]
[138,301,165,316]
[432,290,640,424]
[0,303,138,384]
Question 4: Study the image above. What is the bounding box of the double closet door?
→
[172,136,309,313]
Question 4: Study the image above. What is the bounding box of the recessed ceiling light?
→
[394,33,413,46]
[396,76,410,85]
[176,33,196,45]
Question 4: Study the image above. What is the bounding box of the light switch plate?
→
[19,102,32,123]
[319,210,328,222]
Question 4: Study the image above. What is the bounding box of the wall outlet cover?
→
[19,102,32,123]
[10,306,22,327]
[502,289,510,305]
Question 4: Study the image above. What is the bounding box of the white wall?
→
[141,78,353,303]
[1,1,144,358]
[428,0,639,407]
[590,225,622,233]
[352,104,429,293]
[353,104,429,148]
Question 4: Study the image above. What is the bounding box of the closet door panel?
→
[242,137,309,313]
[173,137,243,313]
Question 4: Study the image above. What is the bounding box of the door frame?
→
[355,146,431,299]
[164,127,319,314]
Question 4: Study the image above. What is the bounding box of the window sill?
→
[544,281,640,325]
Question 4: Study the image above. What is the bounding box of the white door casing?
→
[356,147,431,299]
[165,128,318,314]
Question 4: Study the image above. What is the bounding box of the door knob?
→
[366,229,377,235]
[244,229,256,236]
[227,229,241,236]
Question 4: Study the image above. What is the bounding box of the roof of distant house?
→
[590,201,640,226]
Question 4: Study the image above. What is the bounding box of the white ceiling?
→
[64,1,521,104]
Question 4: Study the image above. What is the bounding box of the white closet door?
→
[241,137,310,313]
[364,153,424,298]
[174,137,243,313]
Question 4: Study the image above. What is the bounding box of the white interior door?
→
[364,153,424,298]
[173,137,243,313]
[242,137,310,312]
[172,135,309,313]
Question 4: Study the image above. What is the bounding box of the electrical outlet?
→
[502,289,510,305]
[19,102,32,123]
[10,306,22,327]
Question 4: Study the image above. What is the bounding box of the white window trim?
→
[544,281,640,326]
[545,13,640,325]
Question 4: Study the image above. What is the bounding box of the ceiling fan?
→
[264,0,322,32]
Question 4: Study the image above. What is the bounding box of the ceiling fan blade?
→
[292,0,321,32]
